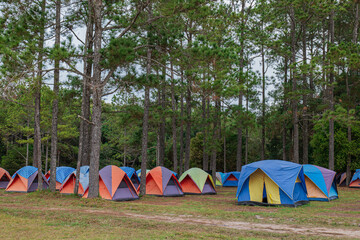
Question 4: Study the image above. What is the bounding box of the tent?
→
[336,172,347,187]
[216,172,224,186]
[236,160,309,207]
[172,171,179,179]
[6,166,48,192]
[350,169,360,188]
[45,166,75,190]
[59,166,89,195]
[136,169,150,177]
[303,164,338,201]
[179,168,216,195]
[0,168,11,189]
[83,165,139,201]
[120,167,140,189]
[140,166,184,197]
[222,171,241,187]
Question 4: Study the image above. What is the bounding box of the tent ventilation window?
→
[131,175,139,183]
[168,178,176,186]
[0,175,8,181]
[118,180,128,189]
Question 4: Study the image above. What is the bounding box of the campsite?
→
[1,186,360,239]
[1,0,360,239]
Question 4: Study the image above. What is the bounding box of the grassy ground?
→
[0,187,360,239]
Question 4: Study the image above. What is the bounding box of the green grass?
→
[0,187,359,239]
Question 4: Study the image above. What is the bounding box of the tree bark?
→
[290,6,299,163]
[50,0,61,192]
[346,1,359,184]
[171,63,178,173]
[158,67,166,166]
[184,78,191,171]
[328,7,335,170]
[202,91,208,171]
[75,1,94,194]
[140,4,152,195]
[140,49,151,196]
[261,35,266,160]
[45,139,49,173]
[87,0,103,198]
[35,0,46,190]
[211,99,220,182]
[26,120,29,166]
[236,94,243,170]
[302,22,309,164]
[283,57,288,161]
[179,71,184,175]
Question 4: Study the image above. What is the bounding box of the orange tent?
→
[6,166,48,192]
[140,166,184,197]
[83,165,139,201]
[59,166,89,195]
[0,167,11,189]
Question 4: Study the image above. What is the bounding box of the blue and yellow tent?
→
[236,160,309,207]
[303,164,338,201]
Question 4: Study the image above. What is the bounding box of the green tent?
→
[179,168,216,195]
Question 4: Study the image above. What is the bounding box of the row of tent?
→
[2,162,360,206]
[1,166,217,201]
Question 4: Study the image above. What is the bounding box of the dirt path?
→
[2,204,360,238]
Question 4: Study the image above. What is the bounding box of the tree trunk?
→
[140,4,152,195]
[261,38,266,160]
[26,120,29,166]
[75,2,93,194]
[45,139,49,173]
[184,78,191,171]
[202,92,208,171]
[346,1,359,184]
[223,113,227,172]
[179,71,184,175]
[211,99,220,182]
[302,22,309,164]
[160,67,166,166]
[35,0,46,190]
[50,0,61,192]
[124,128,127,166]
[328,7,335,170]
[87,0,103,198]
[236,94,243,170]
[140,49,151,196]
[171,63,178,173]
[283,57,288,161]
[290,6,299,163]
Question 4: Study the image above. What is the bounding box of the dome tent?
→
[303,164,338,201]
[46,166,75,190]
[6,166,48,192]
[59,166,89,195]
[83,165,139,201]
[140,166,184,197]
[350,169,360,188]
[236,160,308,207]
[222,171,241,187]
[0,168,11,189]
[121,167,140,189]
[216,172,224,186]
[179,168,216,195]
